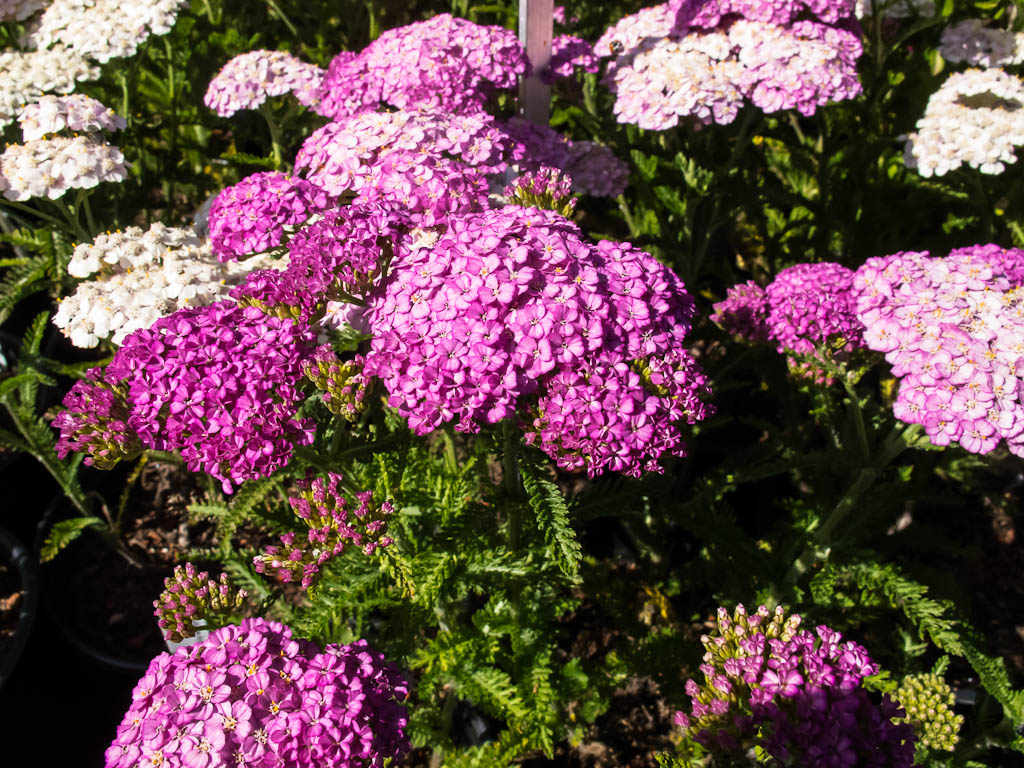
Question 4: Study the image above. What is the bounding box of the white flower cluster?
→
[22,0,188,63]
[0,46,98,128]
[19,94,126,140]
[0,0,48,22]
[55,223,285,348]
[0,135,126,200]
[905,68,1024,177]
[204,50,326,117]
[941,19,1024,68]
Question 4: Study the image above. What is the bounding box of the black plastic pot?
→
[0,526,38,689]
[36,496,164,674]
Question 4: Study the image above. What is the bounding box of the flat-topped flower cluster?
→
[712,261,864,379]
[853,244,1024,455]
[674,604,915,766]
[105,618,409,768]
[595,0,863,129]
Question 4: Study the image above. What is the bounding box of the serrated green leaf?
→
[519,457,581,578]
[40,516,103,561]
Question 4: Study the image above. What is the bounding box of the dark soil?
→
[0,554,21,661]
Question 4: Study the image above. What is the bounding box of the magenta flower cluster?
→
[254,473,394,590]
[105,618,409,768]
[670,0,857,27]
[363,205,712,477]
[316,14,527,120]
[674,604,915,767]
[544,35,601,83]
[56,301,316,492]
[712,262,865,378]
[207,171,331,262]
[234,203,397,321]
[853,244,1024,456]
[53,369,140,470]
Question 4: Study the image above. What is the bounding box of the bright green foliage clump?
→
[895,673,964,753]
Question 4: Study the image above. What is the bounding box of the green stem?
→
[501,420,522,551]
[616,194,639,239]
[265,0,299,37]
[0,200,73,233]
[842,378,870,462]
[259,103,286,171]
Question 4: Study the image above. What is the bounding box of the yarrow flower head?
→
[303,348,371,421]
[895,672,964,754]
[57,301,316,492]
[18,93,125,140]
[905,67,1024,177]
[940,19,1024,68]
[153,563,248,644]
[105,618,409,768]
[22,0,188,63]
[53,369,141,470]
[596,1,863,129]
[204,49,326,116]
[207,171,332,261]
[853,244,1024,456]
[0,134,126,201]
[673,604,916,766]
[503,166,577,217]
[0,0,46,22]
[543,35,601,83]
[0,46,98,128]
[54,223,281,348]
[254,473,394,590]
[316,14,528,120]
[713,262,865,380]
[363,205,712,477]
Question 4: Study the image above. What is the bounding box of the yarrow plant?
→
[54,223,281,347]
[712,262,865,380]
[254,472,394,590]
[55,301,316,491]
[0,46,98,127]
[204,49,326,117]
[673,604,916,766]
[206,171,331,262]
[853,243,1024,456]
[18,93,126,140]
[905,67,1024,177]
[153,563,248,644]
[503,166,577,217]
[315,13,528,120]
[595,0,863,129]
[895,672,964,754]
[363,205,712,476]
[940,18,1024,68]
[105,618,409,768]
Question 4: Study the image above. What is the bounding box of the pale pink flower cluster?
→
[0,0,47,22]
[941,19,1024,68]
[853,245,1024,456]
[597,2,862,129]
[18,93,125,140]
[204,49,326,117]
[0,46,98,128]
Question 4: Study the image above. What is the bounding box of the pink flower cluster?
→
[234,203,397,321]
[56,301,316,492]
[105,618,409,768]
[503,166,577,217]
[363,205,712,477]
[204,50,325,117]
[316,14,528,120]
[254,473,394,590]
[53,369,140,470]
[712,262,865,378]
[853,244,1024,455]
[502,117,630,197]
[293,109,507,198]
[674,604,915,767]
[154,563,247,644]
[18,93,125,140]
[207,171,331,261]
[544,35,601,83]
[303,348,370,421]
[596,1,862,129]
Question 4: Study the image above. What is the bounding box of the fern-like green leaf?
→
[519,456,581,577]
[40,516,103,561]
